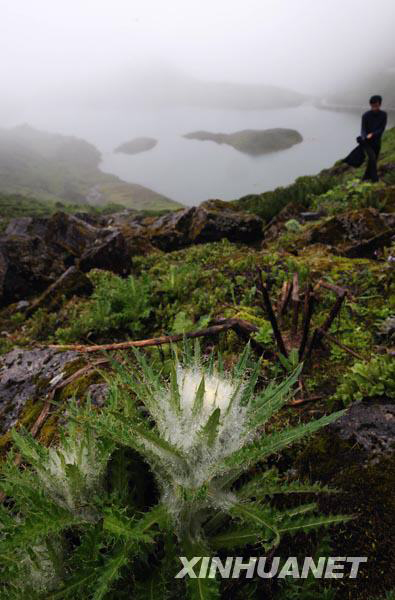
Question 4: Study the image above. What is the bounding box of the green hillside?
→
[232,124,395,221]
[1,127,395,600]
[0,124,182,211]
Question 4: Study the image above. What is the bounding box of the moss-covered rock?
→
[0,347,79,435]
[297,419,395,599]
[25,266,93,316]
[306,208,388,249]
[0,234,64,306]
[145,200,264,251]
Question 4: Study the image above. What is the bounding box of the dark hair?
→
[370,95,382,105]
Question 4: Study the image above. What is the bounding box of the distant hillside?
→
[324,67,395,111]
[82,65,307,111]
[0,124,182,211]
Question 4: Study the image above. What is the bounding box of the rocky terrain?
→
[0,126,395,599]
[0,199,262,307]
[184,127,303,155]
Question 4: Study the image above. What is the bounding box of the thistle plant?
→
[0,341,349,599]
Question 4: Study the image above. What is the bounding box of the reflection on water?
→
[4,103,369,205]
[98,104,361,205]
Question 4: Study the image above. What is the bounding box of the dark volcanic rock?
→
[5,211,101,262]
[25,266,93,316]
[0,202,263,305]
[0,348,79,434]
[191,199,263,243]
[0,212,132,306]
[146,199,263,251]
[44,211,99,257]
[344,228,395,258]
[5,216,48,237]
[0,234,63,306]
[147,207,198,251]
[306,208,390,252]
[330,401,395,458]
[79,230,132,275]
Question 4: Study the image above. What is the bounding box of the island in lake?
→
[114,137,158,155]
[183,128,303,155]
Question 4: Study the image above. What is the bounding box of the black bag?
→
[342,136,366,168]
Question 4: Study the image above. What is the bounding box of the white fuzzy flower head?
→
[36,434,107,515]
[21,541,62,593]
[151,361,252,493]
[177,366,235,415]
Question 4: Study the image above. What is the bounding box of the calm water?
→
[98,103,361,205]
[5,103,372,205]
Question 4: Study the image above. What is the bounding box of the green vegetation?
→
[232,172,338,221]
[0,192,127,232]
[55,271,153,343]
[2,127,395,599]
[332,355,395,405]
[0,124,182,211]
[0,343,349,599]
[232,123,395,222]
[310,178,387,214]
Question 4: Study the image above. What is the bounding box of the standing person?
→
[343,95,387,182]
[360,95,387,182]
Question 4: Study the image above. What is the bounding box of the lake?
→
[97,103,362,205]
[7,102,389,206]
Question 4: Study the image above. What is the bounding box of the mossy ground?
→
[298,434,395,599]
[1,128,395,599]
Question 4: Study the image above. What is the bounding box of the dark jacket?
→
[343,109,387,167]
[361,109,387,140]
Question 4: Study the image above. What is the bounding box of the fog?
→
[1,0,394,108]
[1,0,394,204]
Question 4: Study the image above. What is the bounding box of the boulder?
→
[146,200,263,251]
[147,207,197,251]
[4,211,102,265]
[306,208,390,251]
[0,234,64,306]
[0,212,133,306]
[113,212,159,256]
[0,348,79,434]
[189,199,263,244]
[330,401,395,458]
[44,211,99,257]
[78,230,132,275]
[5,216,48,237]
[344,228,395,258]
[25,266,93,316]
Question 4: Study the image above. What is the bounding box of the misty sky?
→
[1,0,394,103]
